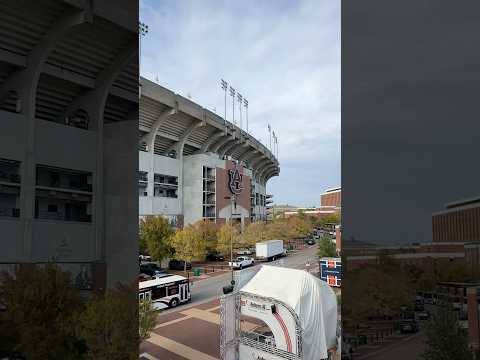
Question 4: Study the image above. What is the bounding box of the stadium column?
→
[169,118,206,219]
[0,8,91,261]
[142,108,177,201]
[60,39,137,261]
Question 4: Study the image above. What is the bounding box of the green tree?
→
[78,283,138,360]
[139,215,175,262]
[0,264,84,360]
[317,234,337,258]
[171,225,207,273]
[422,305,473,360]
[139,298,158,342]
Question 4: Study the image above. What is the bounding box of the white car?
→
[228,256,255,269]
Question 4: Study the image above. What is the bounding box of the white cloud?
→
[140,0,340,206]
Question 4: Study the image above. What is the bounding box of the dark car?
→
[169,259,192,270]
[140,262,161,277]
[400,320,419,334]
[206,252,225,261]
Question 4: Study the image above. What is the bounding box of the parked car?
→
[307,239,315,245]
[140,262,161,277]
[206,252,225,261]
[400,320,419,334]
[139,254,152,262]
[417,311,430,321]
[169,259,192,270]
[228,256,255,269]
[237,248,254,255]
[138,274,151,282]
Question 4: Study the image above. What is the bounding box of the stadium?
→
[138,77,280,228]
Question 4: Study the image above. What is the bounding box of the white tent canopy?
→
[240,265,338,360]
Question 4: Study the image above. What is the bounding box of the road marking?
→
[206,305,220,312]
[155,315,192,329]
[147,333,219,360]
[181,308,220,324]
[139,353,161,360]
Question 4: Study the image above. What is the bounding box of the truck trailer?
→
[256,240,286,261]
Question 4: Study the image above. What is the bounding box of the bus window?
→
[153,287,167,299]
[168,285,178,296]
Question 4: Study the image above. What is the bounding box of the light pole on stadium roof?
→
[220,79,228,129]
[237,92,243,137]
[229,86,236,125]
[243,98,248,134]
[138,22,148,95]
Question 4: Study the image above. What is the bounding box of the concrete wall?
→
[183,153,224,226]
[139,151,181,216]
[104,120,138,288]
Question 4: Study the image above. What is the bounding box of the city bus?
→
[139,275,191,309]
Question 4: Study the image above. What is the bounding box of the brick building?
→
[432,197,480,242]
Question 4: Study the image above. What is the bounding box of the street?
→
[356,330,426,360]
[140,245,320,360]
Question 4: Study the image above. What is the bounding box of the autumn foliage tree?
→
[139,215,175,262]
[77,283,139,360]
[171,225,208,272]
[191,220,218,253]
[216,223,240,258]
[0,264,84,360]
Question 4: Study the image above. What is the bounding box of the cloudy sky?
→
[140,0,340,207]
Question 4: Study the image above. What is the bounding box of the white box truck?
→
[256,240,286,261]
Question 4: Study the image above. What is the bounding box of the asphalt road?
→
[165,245,319,311]
[357,330,426,360]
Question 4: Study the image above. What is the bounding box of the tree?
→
[317,234,337,258]
[139,298,158,342]
[240,221,267,248]
[422,304,473,360]
[216,223,240,259]
[0,264,84,360]
[78,283,139,360]
[139,215,175,262]
[191,220,218,254]
[171,225,207,273]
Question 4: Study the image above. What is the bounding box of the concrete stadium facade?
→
[139,77,280,228]
[0,0,139,290]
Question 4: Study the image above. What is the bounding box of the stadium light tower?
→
[229,86,236,125]
[138,22,148,96]
[220,79,228,128]
[243,98,249,134]
[268,124,272,151]
[237,93,243,136]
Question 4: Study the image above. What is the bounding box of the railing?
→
[0,172,20,183]
[36,211,91,222]
[0,207,20,218]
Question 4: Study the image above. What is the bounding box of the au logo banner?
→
[228,166,243,195]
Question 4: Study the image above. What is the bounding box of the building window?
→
[35,165,93,222]
[0,158,21,218]
[153,173,178,198]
